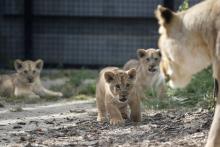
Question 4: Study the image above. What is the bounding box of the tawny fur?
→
[155,0,220,146]
[0,59,63,99]
[124,48,166,99]
[96,67,141,125]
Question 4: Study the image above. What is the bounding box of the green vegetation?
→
[48,69,98,100]
[179,0,189,11]
[143,67,215,110]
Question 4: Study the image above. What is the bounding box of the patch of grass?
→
[143,67,215,110]
[143,97,182,110]
[49,69,98,99]
[68,69,97,87]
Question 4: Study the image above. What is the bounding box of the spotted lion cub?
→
[96,67,141,125]
[0,59,63,98]
[124,48,166,99]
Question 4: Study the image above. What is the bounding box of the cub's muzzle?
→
[148,65,157,73]
[119,95,128,102]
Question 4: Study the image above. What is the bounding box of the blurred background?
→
[1,0,212,109]
[0,0,200,69]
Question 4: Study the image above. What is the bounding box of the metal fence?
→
[0,0,200,68]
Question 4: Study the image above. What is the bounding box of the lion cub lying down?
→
[0,59,63,98]
[124,48,166,98]
[96,67,141,125]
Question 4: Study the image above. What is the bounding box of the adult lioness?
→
[155,0,220,146]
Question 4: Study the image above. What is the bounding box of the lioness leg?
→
[206,35,220,146]
[106,103,124,125]
[216,31,220,58]
[214,79,219,98]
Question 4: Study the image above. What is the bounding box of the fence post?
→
[24,0,33,59]
[164,0,174,10]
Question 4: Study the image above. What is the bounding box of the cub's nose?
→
[148,65,157,72]
[27,77,34,83]
[119,95,127,102]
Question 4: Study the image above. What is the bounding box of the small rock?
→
[20,136,26,141]
[88,111,97,116]
[70,109,86,113]
[13,125,22,129]
[24,142,33,147]
[17,122,26,125]
[29,120,39,127]
[0,102,4,107]
[10,107,23,112]
[82,140,99,146]
[44,120,55,124]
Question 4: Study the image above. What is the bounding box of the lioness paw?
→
[110,118,124,125]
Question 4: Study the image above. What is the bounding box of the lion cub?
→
[124,48,166,99]
[96,67,141,125]
[0,59,63,98]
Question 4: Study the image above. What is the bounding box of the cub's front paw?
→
[97,116,106,122]
[56,92,63,97]
[28,94,40,99]
[121,113,129,119]
[110,118,124,125]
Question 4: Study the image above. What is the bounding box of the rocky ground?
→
[0,99,213,147]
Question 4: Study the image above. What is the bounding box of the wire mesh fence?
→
[0,0,200,68]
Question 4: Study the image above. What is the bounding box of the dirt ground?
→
[0,99,213,147]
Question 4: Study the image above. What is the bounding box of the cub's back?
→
[123,59,138,71]
[0,74,16,97]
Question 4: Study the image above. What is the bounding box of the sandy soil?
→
[0,99,213,147]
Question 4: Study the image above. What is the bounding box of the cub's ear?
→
[14,59,23,71]
[127,68,136,80]
[137,49,146,58]
[104,71,115,83]
[35,59,44,70]
[155,5,174,25]
[157,49,162,57]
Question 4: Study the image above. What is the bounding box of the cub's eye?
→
[154,58,159,61]
[24,70,28,74]
[126,84,130,88]
[33,70,36,74]
[146,58,150,62]
[115,84,120,89]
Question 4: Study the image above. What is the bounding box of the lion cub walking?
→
[0,59,63,98]
[124,48,166,99]
[96,67,141,125]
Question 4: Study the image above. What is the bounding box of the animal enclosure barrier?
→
[0,0,200,68]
